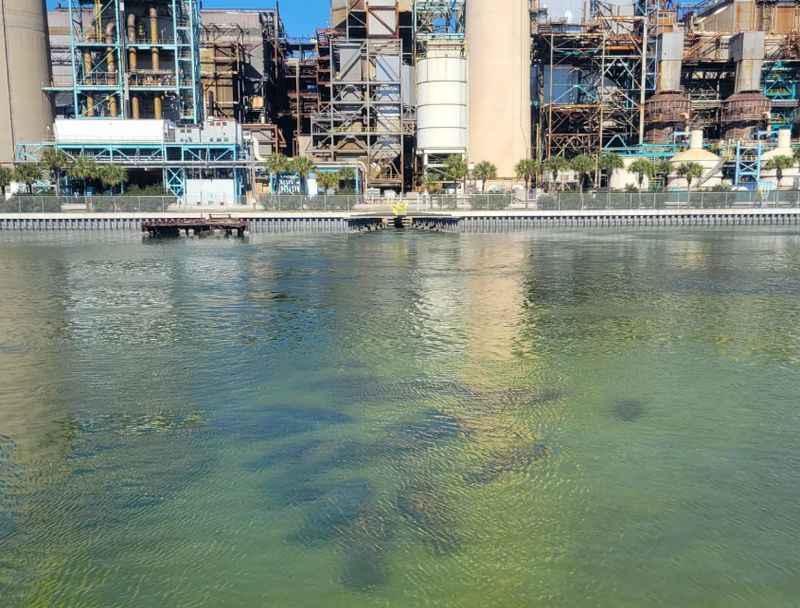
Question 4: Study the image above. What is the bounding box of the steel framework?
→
[413,0,465,60]
[535,14,649,159]
[311,37,405,190]
[66,0,202,122]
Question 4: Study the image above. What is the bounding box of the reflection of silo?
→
[0,0,54,164]
[416,42,467,166]
[467,0,531,179]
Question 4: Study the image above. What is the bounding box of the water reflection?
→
[1,230,800,606]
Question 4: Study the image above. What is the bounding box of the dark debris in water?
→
[613,399,645,422]
[466,443,553,486]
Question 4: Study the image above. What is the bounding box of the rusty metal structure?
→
[534,0,800,163]
[309,1,413,192]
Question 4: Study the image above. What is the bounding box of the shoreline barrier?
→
[0,209,798,234]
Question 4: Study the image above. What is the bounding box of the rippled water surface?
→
[1,229,800,607]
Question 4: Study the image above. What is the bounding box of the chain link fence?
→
[0,196,179,213]
[3,191,800,213]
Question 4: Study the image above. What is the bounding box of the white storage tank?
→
[54,119,167,144]
[668,130,723,190]
[416,42,467,154]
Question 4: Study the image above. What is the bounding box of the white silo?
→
[416,41,468,171]
[467,0,531,179]
[0,0,54,164]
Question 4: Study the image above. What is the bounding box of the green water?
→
[1,229,800,607]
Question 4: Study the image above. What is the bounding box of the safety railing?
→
[3,191,800,214]
[0,196,179,213]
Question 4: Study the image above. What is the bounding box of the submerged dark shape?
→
[396,481,461,555]
[392,410,466,449]
[341,545,389,591]
[289,478,373,546]
[245,406,353,440]
[265,480,329,508]
[466,443,552,485]
[0,511,14,542]
[340,508,394,591]
[245,438,325,471]
[613,399,645,422]
[349,380,478,405]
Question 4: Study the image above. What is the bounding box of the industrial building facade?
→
[2,0,800,200]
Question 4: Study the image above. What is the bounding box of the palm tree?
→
[628,159,655,191]
[40,148,71,196]
[543,157,569,192]
[316,171,339,194]
[288,156,315,194]
[0,166,13,198]
[339,167,356,193]
[444,155,468,192]
[515,158,540,194]
[677,162,703,192]
[598,152,624,188]
[472,161,497,193]
[97,165,128,194]
[67,156,99,194]
[14,163,42,194]
[653,159,673,191]
[570,154,595,193]
[421,170,441,194]
[764,155,794,189]
[265,153,289,192]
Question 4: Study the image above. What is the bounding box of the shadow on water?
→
[613,399,645,422]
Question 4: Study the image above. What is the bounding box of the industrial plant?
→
[1,0,800,203]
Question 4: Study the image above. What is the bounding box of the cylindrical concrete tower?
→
[467,0,531,179]
[0,0,54,165]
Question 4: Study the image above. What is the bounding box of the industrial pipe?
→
[150,7,159,71]
[154,95,162,119]
[131,96,140,119]
[93,0,102,41]
[127,13,137,71]
[104,22,117,116]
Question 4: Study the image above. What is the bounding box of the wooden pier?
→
[142,217,248,238]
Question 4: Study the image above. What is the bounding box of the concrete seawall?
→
[0,209,798,234]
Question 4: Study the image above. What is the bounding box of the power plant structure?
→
[0,0,54,165]
[3,0,800,202]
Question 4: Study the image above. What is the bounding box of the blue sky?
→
[202,0,330,37]
[46,0,331,38]
[47,0,586,36]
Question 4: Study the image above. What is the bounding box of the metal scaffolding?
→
[311,37,405,190]
[535,11,649,159]
[66,0,202,122]
[413,0,465,60]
